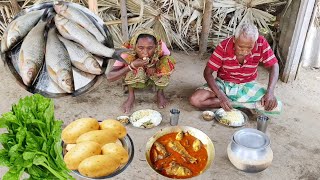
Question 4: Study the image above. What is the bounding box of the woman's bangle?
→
[128,64,133,71]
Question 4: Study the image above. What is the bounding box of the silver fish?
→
[54,14,115,58]
[18,20,47,86]
[45,27,74,93]
[4,9,45,52]
[54,2,106,43]
[58,36,103,75]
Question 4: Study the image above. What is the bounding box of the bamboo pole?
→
[10,0,20,15]
[120,0,129,42]
[199,0,213,56]
[88,0,98,15]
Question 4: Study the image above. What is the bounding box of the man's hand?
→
[261,92,277,111]
[146,67,156,76]
[217,92,233,111]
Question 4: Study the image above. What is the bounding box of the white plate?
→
[130,109,162,128]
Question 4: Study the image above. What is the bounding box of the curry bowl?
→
[145,126,215,179]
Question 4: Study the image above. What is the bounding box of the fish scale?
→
[54,14,115,58]
[54,2,106,43]
[45,27,74,93]
[18,20,47,86]
[58,35,102,74]
[3,9,45,52]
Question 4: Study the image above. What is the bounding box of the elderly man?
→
[190,23,281,115]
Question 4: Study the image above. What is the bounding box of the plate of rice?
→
[130,109,162,128]
[214,108,248,127]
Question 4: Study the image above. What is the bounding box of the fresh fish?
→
[58,36,103,74]
[168,141,197,163]
[176,131,184,141]
[3,9,45,52]
[54,14,115,58]
[54,1,106,43]
[18,19,47,86]
[45,27,74,93]
[192,139,201,152]
[165,161,192,177]
[154,141,169,160]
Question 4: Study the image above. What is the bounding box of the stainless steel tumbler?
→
[170,109,180,126]
[257,115,269,133]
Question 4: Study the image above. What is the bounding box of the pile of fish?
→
[1,2,122,94]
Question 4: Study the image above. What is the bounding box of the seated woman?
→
[107,28,176,113]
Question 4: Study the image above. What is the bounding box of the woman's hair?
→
[136,34,157,45]
[235,23,259,41]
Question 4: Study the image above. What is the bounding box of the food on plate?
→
[62,117,99,143]
[117,115,130,125]
[100,119,127,138]
[78,155,121,178]
[130,109,162,128]
[64,141,101,170]
[62,116,133,178]
[150,132,208,179]
[76,129,118,146]
[202,111,214,121]
[66,144,76,151]
[101,143,129,164]
[216,109,245,126]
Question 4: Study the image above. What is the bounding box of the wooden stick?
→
[88,0,98,15]
[9,0,20,15]
[120,0,129,42]
[199,0,213,56]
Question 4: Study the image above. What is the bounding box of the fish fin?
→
[19,50,24,69]
[47,66,57,80]
[71,61,85,71]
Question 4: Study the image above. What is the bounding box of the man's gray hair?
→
[235,23,259,41]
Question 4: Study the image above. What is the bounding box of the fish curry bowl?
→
[1,1,114,98]
[145,126,215,179]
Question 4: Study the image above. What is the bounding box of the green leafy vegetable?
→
[0,94,74,180]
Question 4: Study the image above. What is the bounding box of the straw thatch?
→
[0,0,289,51]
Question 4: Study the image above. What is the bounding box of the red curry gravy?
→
[150,132,208,179]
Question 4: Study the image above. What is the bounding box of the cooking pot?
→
[227,128,273,173]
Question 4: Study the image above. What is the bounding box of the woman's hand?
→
[131,58,148,68]
[146,67,156,76]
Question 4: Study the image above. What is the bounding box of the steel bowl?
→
[62,134,134,179]
[145,126,215,178]
[227,128,273,173]
[1,1,114,98]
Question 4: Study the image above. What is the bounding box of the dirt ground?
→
[1,51,320,180]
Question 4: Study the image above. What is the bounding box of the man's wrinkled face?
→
[135,37,156,59]
[234,34,255,59]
